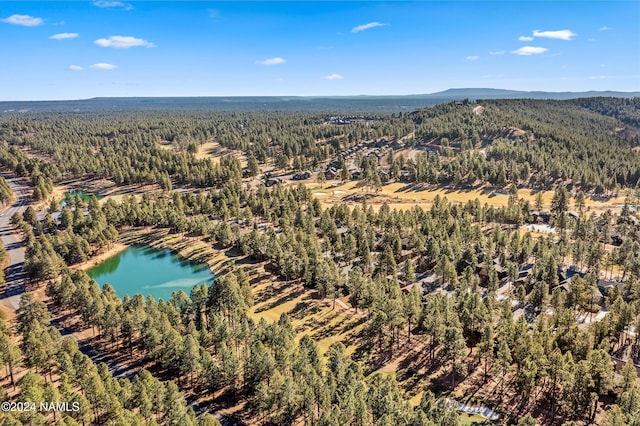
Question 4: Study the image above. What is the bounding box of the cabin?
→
[292,171,312,180]
[514,264,534,287]
[264,177,281,187]
[417,257,438,273]
[389,140,404,150]
[324,167,338,180]
[401,280,428,297]
[567,211,579,220]
[613,358,640,378]
[336,226,349,236]
[374,138,387,148]
[530,210,553,224]
[618,215,639,227]
[477,258,508,285]
[610,231,625,246]
[597,279,625,297]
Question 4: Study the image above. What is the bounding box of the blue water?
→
[87,245,215,300]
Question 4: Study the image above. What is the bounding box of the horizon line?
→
[2,88,640,103]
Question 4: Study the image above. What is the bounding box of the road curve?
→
[0,175,239,424]
[0,172,29,311]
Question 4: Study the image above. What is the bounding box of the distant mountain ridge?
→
[1,89,638,113]
[423,88,640,99]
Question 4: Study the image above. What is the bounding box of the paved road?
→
[0,173,29,311]
[0,176,239,424]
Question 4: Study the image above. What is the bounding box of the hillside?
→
[0,96,639,426]
[401,98,640,192]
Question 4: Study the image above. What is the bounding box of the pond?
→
[65,190,104,203]
[86,245,215,300]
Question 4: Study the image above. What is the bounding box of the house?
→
[557,269,569,283]
[477,258,508,285]
[530,210,553,224]
[417,257,437,273]
[324,167,338,180]
[292,171,312,180]
[336,226,349,236]
[401,280,427,296]
[610,231,625,246]
[378,169,390,179]
[618,215,640,227]
[389,140,404,150]
[519,264,534,275]
[496,266,508,281]
[514,272,532,288]
[374,138,387,148]
[597,279,625,297]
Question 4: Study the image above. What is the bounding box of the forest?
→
[0,97,639,425]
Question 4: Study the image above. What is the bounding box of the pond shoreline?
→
[74,227,232,278]
[85,243,215,300]
[75,242,129,271]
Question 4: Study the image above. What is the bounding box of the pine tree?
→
[403,285,422,343]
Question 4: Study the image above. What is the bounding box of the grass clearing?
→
[158,140,247,167]
[308,181,627,213]
[248,275,365,356]
[458,413,493,425]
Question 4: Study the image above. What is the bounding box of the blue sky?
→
[1,1,638,100]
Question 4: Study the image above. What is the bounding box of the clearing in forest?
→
[308,180,627,213]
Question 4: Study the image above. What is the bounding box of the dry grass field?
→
[308,180,628,214]
[248,276,367,356]
[158,140,247,166]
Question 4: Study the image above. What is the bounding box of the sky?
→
[1,1,639,100]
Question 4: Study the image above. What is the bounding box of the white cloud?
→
[90,63,117,70]
[93,1,132,10]
[489,51,506,55]
[257,57,286,65]
[466,56,479,61]
[532,29,576,40]
[50,32,79,40]
[323,73,344,80]
[511,46,548,56]
[67,65,83,71]
[1,14,43,26]
[95,35,155,48]
[519,36,534,41]
[352,22,387,33]
[599,26,611,31]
